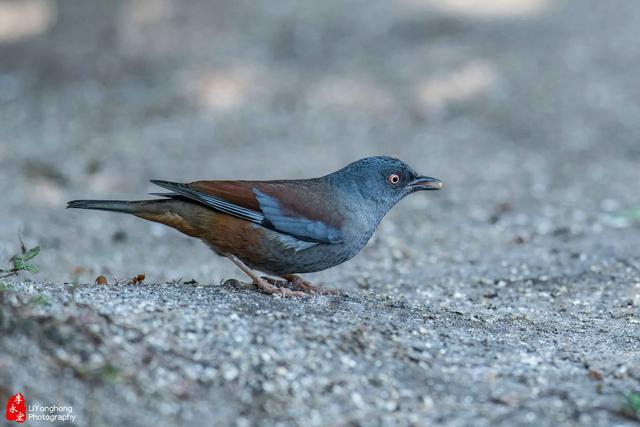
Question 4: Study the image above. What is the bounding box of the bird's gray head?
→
[329,156,442,213]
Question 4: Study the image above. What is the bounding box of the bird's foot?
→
[262,276,322,295]
[224,253,306,297]
[254,276,307,297]
[281,274,339,295]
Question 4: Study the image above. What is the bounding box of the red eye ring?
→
[388,174,400,185]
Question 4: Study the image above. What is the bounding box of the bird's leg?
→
[261,276,338,296]
[281,274,339,295]
[224,254,306,297]
[260,276,297,290]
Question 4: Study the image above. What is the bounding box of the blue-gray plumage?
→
[67,156,442,296]
[253,188,343,244]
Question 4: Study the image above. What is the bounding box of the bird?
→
[67,156,442,297]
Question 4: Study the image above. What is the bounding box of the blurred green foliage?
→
[0,244,40,279]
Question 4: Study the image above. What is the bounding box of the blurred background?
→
[2,2,640,426]
[1,0,639,289]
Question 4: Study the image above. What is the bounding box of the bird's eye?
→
[387,174,401,185]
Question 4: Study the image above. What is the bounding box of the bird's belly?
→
[201,217,361,276]
[255,241,358,275]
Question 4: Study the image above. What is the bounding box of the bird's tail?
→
[67,198,206,238]
[67,199,139,213]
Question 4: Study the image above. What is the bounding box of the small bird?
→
[68,156,442,296]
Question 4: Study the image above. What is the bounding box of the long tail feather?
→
[67,200,137,213]
[67,198,206,238]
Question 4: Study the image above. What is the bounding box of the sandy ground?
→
[1,0,639,426]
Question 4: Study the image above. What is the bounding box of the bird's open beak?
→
[408,176,443,191]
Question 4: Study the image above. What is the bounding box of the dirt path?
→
[1,0,639,425]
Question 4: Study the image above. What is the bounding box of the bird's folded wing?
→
[150,180,344,244]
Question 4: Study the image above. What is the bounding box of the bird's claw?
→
[261,275,339,296]
[255,276,307,297]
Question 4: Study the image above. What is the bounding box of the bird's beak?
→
[408,176,443,191]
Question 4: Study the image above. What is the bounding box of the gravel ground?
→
[1,0,640,426]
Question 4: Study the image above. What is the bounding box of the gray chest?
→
[251,222,374,275]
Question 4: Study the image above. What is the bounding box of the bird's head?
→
[330,156,442,212]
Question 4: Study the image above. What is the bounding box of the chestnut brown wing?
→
[151,180,343,244]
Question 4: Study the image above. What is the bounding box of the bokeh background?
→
[1,1,639,426]
[1,0,638,287]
